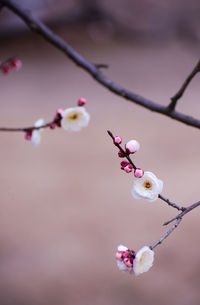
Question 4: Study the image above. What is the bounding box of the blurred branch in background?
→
[0,0,200,130]
[0,0,200,44]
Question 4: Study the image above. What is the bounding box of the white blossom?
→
[30,118,45,147]
[131,171,163,202]
[133,246,154,276]
[61,106,90,132]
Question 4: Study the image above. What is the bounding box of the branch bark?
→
[1,0,200,130]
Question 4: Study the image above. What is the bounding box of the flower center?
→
[144,181,152,190]
[69,113,78,120]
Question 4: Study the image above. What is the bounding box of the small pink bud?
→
[118,150,125,158]
[78,98,86,106]
[114,136,122,145]
[57,108,64,115]
[2,65,11,74]
[11,59,22,70]
[125,140,140,154]
[25,129,33,141]
[50,123,56,129]
[53,109,63,127]
[134,168,144,178]
[120,161,129,168]
[124,258,133,268]
[124,164,133,173]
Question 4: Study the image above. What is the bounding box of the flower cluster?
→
[116,245,154,276]
[25,98,90,146]
[108,131,164,276]
[112,134,163,202]
[0,57,22,74]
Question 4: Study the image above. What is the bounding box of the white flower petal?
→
[118,244,128,251]
[34,118,45,128]
[61,106,90,132]
[31,130,41,147]
[131,171,163,202]
[133,246,154,276]
[116,260,130,273]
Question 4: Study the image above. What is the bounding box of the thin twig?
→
[150,218,182,250]
[168,59,200,111]
[164,200,200,226]
[158,194,186,211]
[0,117,60,133]
[1,0,200,129]
[150,200,200,250]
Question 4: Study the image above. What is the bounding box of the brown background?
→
[0,1,200,304]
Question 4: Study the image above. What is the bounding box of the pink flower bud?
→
[57,108,64,115]
[134,168,144,178]
[50,123,56,129]
[2,65,11,74]
[120,161,129,168]
[53,109,64,127]
[114,136,122,144]
[25,131,32,140]
[124,258,133,267]
[125,140,140,154]
[78,98,86,106]
[124,164,133,173]
[11,59,22,70]
[118,150,125,158]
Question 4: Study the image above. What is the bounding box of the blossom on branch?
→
[61,106,90,132]
[131,171,163,202]
[133,246,154,275]
[115,245,154,275]
[25,118,45,147]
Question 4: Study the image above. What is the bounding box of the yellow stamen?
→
[69,113,78,120]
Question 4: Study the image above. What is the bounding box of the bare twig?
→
[158,194,186,211]
[168,59,200,111]
[164,200,200,226]
[150,218,182,250]
[1,0,200,129]
[0,117,60,133]
[150,200,200,250]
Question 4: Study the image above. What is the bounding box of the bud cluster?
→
[113,134,144,178]
[0,57,22,74]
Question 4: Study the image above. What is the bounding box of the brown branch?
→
[150,218,182,250]
[168,59,200,112]
[0,117,61,133]
[150,200,200,250]
[1,0,200,130]
[158,194,186,211]
[164,200,200,226]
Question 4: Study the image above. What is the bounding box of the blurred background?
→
[0,0,200,304]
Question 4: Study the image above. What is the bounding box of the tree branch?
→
[150,218,182,250]
[163,200,200,226]
[168,59,200,112]
[0,117,61,133]
[150,200,200,250]
[158,194,186,211]
[1,0,200,129]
